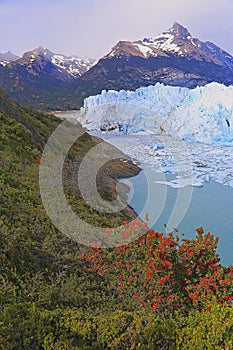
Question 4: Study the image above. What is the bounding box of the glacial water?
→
[120,165,233,266]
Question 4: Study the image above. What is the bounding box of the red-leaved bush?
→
[82,220,233,314]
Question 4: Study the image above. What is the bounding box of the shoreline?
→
[89,134,142,221]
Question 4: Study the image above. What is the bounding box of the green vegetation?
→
[0,89,232,349]
[0,302,232,349]
[0,89,136,340]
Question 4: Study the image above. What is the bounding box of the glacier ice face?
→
[77,82,233,144]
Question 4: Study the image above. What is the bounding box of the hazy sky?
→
[0,0,233,58]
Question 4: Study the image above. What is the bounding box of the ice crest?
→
[78,82,233,145]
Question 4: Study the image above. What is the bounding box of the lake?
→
[120,166,233,266]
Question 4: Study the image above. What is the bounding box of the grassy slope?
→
[0,90,138,314]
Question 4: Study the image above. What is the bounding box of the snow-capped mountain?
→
[0,46,95,110]
[11,47,95,79]
[106,22,233,66]
[70,22,233,105]
[76,82,233,145]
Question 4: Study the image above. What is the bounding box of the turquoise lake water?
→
[120,165,233,266]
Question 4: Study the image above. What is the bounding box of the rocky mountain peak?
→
[170,22,191,38]
[19,47,54,62]
[108,22,197,59]
[33,46,54,58]
[106,22,233,65]
[0,50,18,62]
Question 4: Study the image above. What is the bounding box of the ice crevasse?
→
[76,82,233,144]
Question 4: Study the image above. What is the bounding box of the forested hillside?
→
[0,90,137,347]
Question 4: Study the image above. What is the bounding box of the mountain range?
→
[0,47,95,78]
[0,47,95,110]
[0,22,233,110]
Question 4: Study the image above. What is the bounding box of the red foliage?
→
[82,220,233,314]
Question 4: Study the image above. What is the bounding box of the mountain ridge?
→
[6,46,95,79]
[0,47,96,110]
[0,22,233,110]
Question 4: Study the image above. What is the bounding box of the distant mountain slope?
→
[69,22,233,107]
[0,47,95,110]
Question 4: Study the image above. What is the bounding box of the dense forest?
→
[0,90,232,349]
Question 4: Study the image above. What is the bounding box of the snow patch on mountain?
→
[51,54,96,77]
[143,32,181,54]
[134,43,156,57]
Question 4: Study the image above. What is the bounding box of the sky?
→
[0,0,233,59]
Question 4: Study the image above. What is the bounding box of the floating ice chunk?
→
[153,143,164,150]
[163,167,177,174]
[192,180,204,187]
[228,180,233,188]
[87,132,233,189]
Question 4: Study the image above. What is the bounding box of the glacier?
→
[56,82,233,189]
[77,82,233,144]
